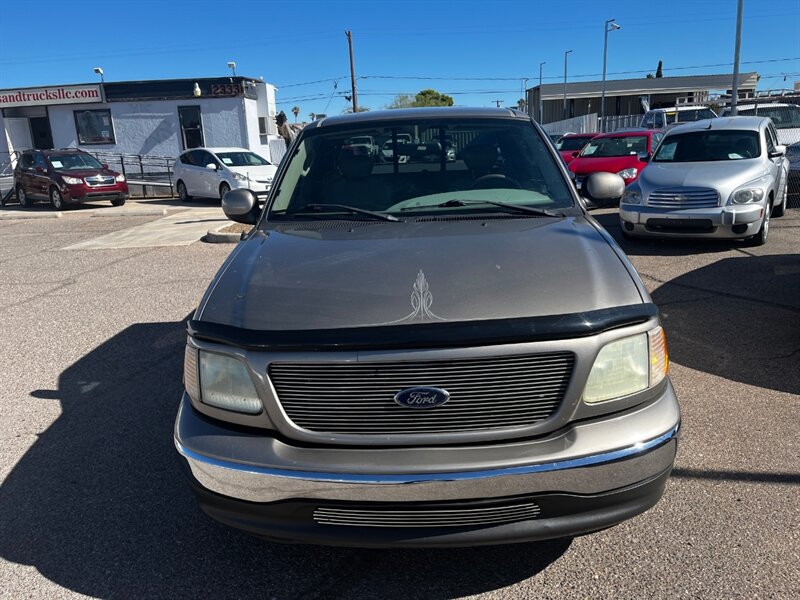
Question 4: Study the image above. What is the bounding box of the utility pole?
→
[730,0,744,115]
[563,50,572,120]
[345,30,358,113]
[539,61,545,122]
[493,99,503,108]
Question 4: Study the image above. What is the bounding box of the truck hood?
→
[197,216,644,331]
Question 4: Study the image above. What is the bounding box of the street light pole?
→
[563,50,572,120]
[345,30,358,113]
[730,0,744,115]
[600,18,621,132]
[539,61,545,122]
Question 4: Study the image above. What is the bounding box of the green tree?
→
[655,60,663,78]
[341,106,371,113]
[387,89,455,109]
[291,106,300,122]
[413,89,455,107]
[646,73,654,79]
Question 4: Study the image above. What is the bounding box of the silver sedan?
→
[620,116,790,245]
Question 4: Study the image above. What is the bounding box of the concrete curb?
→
[204,223,244,243]
[91,208,168,217]
[0,210,62,220]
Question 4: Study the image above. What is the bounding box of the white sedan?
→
[173,147,277,201]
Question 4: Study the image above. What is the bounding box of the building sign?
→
[0,85,102,108]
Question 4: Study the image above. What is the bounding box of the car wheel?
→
[771,184,787,218]
[111,198,126,207]
[219,182,231,200]
[50,186,68,210]
[745,202,770,247]
[17,185,32,208]
[177,181,192,202]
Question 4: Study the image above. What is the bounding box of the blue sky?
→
[1,0,798,119]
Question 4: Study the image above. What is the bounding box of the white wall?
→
[48,96,246,157]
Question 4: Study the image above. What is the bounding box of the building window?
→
[258,117,268,135]
[73,109,115,144]
[178,106,204,149]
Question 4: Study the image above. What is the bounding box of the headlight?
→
[115,174,126,182]
[185,347,263,414]
[583,327,669,404]
[233,172,248,182]
[731,188,764,204]
[62,176,83,185]
[616,168,638,179]
[622,189,642,204]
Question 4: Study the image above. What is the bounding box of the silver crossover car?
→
[175,107,680,547]
[620,117,790,245]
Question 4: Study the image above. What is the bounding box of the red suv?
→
[555,133,597,165]
[14,149,129,210]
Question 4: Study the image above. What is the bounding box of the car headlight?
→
[616,168,638,179]
[622,189,642,204]
[62,176,83,185]
[184,347,263,414]
[115,174,126,182]
[583,327,668,404]
[731,188,764,204]
[233,172,248,182]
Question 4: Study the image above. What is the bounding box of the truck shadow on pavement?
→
[0,318,570,600]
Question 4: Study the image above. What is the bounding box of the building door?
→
[178,106,204,149]
[29,117,54,149]
[6,118,33,155]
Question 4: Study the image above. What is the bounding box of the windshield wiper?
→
[407,199,563,218]
[286,203,400,222]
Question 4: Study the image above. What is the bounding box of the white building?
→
[0,76,284,168]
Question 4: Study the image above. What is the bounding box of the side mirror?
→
[102,163,109,170]
[571,151,579,158]
[222,188,259,225]
[769,145,786,158]
[583,172,625,208]
[35,166,45,173]
[637,152,650,162]
[206,163,218,170]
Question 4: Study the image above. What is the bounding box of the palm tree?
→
[291,106,300,122]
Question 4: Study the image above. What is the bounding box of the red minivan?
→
[569,130,663,195]
[13,148,129,210]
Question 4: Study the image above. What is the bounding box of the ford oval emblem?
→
[394,387,450,409]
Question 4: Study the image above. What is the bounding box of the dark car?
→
[13,148,129,209]
[787,142,800,208]
[176,107,679,547]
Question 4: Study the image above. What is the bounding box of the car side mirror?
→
[583,172,625,208]
[206,163,218,170]
[222,188,259,225]
[769,145,786,158]
[35,166,45,173]
[571,151,579,158]
[637,152,650,162]
[102,163,109,170]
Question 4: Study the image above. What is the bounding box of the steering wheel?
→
[470,174,521,190]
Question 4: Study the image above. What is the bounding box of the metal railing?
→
[89,151,176,198]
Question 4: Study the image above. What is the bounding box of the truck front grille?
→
[648,187,719,208]
[268,352,574,435]
[313,502,541,528]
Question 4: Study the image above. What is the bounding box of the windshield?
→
[653,130,760,162]
[267,118,574,219]
[556,136,593,151]
[580,135,648,157]
[665,108,716,124]
[733,105,800,129]
[47,153,104,170]
[214,151,271,167]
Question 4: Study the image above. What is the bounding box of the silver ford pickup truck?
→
[175,107,679,547]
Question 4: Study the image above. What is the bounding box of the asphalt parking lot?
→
[0,202,798,599]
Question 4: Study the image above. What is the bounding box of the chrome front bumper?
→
[619,202,765,238]
[174,382,680,505]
